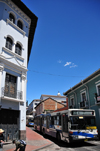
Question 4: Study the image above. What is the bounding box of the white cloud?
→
[58,60,62,63]
[64,62,71,66]
[64,62,77,68]
[70,63,77,68]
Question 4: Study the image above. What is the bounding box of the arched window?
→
[17,20,23,30]
[15,43,22,56]
[9,13,15,23]
[6,37,13,50]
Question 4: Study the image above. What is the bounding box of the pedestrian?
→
[0,129,4,151]
[13,139,26,151]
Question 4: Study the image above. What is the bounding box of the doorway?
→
[0,109,19,142]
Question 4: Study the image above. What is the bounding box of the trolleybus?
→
[26,115,34,127]
[34,109,98,143]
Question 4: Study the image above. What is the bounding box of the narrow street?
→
[30,127,100,151]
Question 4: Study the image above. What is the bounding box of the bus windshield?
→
[28,118,34,122]
[70,116,96,130]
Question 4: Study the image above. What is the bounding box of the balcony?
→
[1,87,23,101]
[80,100,88,108]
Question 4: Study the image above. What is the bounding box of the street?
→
[39,140,100,151]
[30,127,100,151]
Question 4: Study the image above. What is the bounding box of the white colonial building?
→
[27,99,41,118]
[0,0,37,141]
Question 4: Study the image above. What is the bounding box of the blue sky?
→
[22,0,100,104]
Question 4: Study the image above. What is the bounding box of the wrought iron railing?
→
[1,87,23,100]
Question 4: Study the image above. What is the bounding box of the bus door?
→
[46,116,50,131]
[40,117,42,132]
[62,113,68,137]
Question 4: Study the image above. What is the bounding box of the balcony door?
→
[5,73,17,98]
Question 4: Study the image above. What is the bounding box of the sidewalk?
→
[3,127,53,151]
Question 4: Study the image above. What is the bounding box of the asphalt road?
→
[30,127,100,151]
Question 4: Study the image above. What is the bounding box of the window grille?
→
[15,43,21,55]
[6,37,13,50]
[17,20,23,30]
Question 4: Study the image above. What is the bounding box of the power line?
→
[28,69,85,78]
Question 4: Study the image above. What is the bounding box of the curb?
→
[32,142,54,151]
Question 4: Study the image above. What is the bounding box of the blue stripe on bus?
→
[56,129,62,132]
[70,131,94,138]
[29,123,34,125]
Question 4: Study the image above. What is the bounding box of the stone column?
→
[0,63,4,105]
[21,72,26,101]
[19,72,26,140]
[12,42,16,53]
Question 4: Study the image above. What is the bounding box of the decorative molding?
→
[80,88,86,93]
[96,83,100,96]
[70,95,74,99]
[2,47,24,61]
[21,72,26,81]
[0,54,28,73]
[95,80,100,84]
[6,19,26,36]
[0,0,31,24]
[0,63,4,72]
[1,96,24,103]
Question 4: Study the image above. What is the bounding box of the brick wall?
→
[57,102,64,109]
[35,98,65,115]
[44,98,56,110]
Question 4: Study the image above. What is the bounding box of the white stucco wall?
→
[0,0,30,132]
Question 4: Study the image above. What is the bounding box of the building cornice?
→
[0,0,31,24]
[0,0,38,64]
[6,19,26,36]
[63,69,100,95]
[0,54,28,73]
[41,94,66,98]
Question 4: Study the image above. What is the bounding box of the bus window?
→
[46,116,50,129]
[50,116,54,125]
[57,115,61,125]
[62,114,68,132]
[44,116,46,126]
[54,116,57,125]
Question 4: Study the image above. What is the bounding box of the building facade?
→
[27,99,41,117]
[40,93,67,106]
[35,98,66,115]
[63,69,100,137]
[0,0,37,141]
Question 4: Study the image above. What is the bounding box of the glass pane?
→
[17,20,23,29]
[98,85,100,96]
[6,37,12,50]
[15,43,21,55]
[82,93,86,101]
[9,13,15,23]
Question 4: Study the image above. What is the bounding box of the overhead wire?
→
[28,69,85,78]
